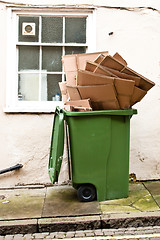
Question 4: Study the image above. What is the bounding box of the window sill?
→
[4,101,64,113]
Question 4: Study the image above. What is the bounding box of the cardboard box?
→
[76,70,114,86]
[131,87,147,106]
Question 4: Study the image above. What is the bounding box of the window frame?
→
[5,7,96,113]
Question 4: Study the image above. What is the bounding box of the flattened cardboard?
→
[66,85,81,100]
[114,78,135,96]
[59,82,69,103]
[101,66,141,87]
[59,82,67,95]
[62,51,109,72]
[65,105,92,112]
[92,100,120,110]
[114,78,135,109]
[94,64,117,77]
[62,51,155,111]
[77,51,108,70]
[118,95,131,109]
[76,70,114,86]
[86,61,117,77]
[62,55,77,72]
[113,52,127,66]
[65,99,92,108]
[99,55,155,91]
[77,84,117,102]
[66,71,76,85]
[85,61,97,72]
[122,66,155,91]
[94,54,106,64]
[100,55,124,71]
[62,95,68,103]
[131,87,147,106]
[72,106,92,112]
[63,51,109,84]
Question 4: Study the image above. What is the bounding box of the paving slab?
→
[100,182,159,214]
[143,181,160,208]
[0,182,159,235]
[42,186,100,218]
[0,188,46,220]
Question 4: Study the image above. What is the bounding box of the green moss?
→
[132,194,159,211]
[100,204,140,214]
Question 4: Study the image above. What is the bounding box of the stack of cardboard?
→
[59,51,155,111]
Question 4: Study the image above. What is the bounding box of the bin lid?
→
[48,107,64,184]
[63,108,137,117]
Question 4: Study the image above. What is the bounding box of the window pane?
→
[19,16,39,42]
[65,46,86,55]
[18,73,39,101]
[42,47,62,72]
[42,74,62,101]
[19,46,39,71]
[65,17,86,43]
[42,17,63,43]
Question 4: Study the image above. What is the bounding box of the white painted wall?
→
[0,0,160,187]
[95,7,160,180]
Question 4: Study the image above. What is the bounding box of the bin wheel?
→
[77,184,96,202]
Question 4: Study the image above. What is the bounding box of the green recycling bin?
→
[48,107,137,202]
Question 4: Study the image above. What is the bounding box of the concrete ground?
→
[0,181,160,238]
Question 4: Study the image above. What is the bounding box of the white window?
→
[5,8,96,112]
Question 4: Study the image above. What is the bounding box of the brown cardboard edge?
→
[113,52,127,66]
[122,66,155,91]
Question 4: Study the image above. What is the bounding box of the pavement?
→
[0,181,160,239]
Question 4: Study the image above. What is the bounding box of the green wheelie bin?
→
[48,107,137,202]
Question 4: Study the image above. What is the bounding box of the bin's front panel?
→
[66,112,131,202]
[66,115,112,201]
[105,115,130,200]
